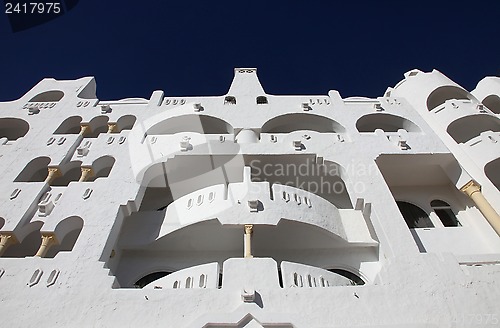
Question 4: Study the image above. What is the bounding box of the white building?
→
[0,68,499,327]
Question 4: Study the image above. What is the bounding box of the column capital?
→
[79,166,94,182]
[0,233,18,246]
[244,224,253,235]
[107,123,118,133]
[460,180,481,197]
[0,233,18,256]
[80,123,92,135]
[35,233,58,257]
[45,167,62,185]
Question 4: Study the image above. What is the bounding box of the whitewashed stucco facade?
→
[0,68,499,327]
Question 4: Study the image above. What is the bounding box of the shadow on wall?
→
[15,157,51,182]
[0,118,30,141]
[482,95,500,114]
[29,90,64,103]
[446,114,500,144]
[485,158,500,190]
[356,113,420,133]
[427,86,471,111]
[261,113,345,134]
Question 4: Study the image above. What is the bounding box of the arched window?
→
[431,200,461,227]
[396,201,433,228]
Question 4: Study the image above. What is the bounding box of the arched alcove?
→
[89,156,115,181]
[261,113,345,134]
[54,116,82,134]
[485,158,500,190]
[426,86,470,111]
[29,90,64,102]
[15,157,51,182]
[446,114,500,143]
[45,216,84,258]
[116,115,136,132]
[482,94,500,114]
[0,217,4,230]
[0,118,29,140]
[147,114,234,135]
[356,113,420,132]
[86,116,109,138]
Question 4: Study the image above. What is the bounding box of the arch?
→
[54,116,82,134]
[485,158,500,190]
[430,200,461,227]
[46,216,84,258]
[147,114,234,135]
[356,113,420,133]
[396,201,433,229]
[116,115,136,131]
[89,156,115,181]
[327,269,365,285]
[0,118,29,141]
[482,94,500,114]
[426,86,470,111]
[29,90,64,102]
[54,216,84,238]
[446,114,500,143]
[0,217,4,230]
[15,157,51,182]
[86,116,109,138]
[261,113,345,134]
[133,271,172,288]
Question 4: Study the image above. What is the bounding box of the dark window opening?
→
[134,271,171,288]
[224,96,236,105]
[396,201,434,228]
[256,96,268,104]
[431,200,461,227]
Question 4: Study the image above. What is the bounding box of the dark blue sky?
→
[1,1,499,101]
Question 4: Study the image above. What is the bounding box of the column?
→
[79,167,94,182]
[35,233,58,258]
[460,180,500,236]
[0,233,17,256]
[244,224,253,258]
[45,167,62,185]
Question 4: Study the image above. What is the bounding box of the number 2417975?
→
[5,2,61,14]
